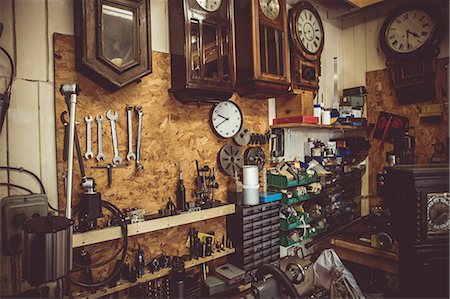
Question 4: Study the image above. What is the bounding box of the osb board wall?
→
[54,34,268,284]
[366,58,449,195]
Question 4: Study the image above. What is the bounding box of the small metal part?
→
[106,110,122,164]
[96,114,105,162]
[244,146,266,171]
[84,115,94,159]
[126,105,136,161]
[61,112,69,161]
[135,105,144,172]
[218,144,244,176]
[286,262,307,284]
[91,163,127,186]
[233,128,251,146]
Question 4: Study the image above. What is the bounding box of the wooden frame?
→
[74,0,152,90]
[169,0,235,103]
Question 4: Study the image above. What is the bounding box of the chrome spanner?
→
[96,114,105,162]
[126,105,136,161]
[135,106,143,172]
[84,116,94,159]
[106,110,122,164]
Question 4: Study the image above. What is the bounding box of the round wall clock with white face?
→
[384,9,435,54]
[210,101,243,138]
[259,0,280,20]
[196,0,222,12]
[296,8,323,54]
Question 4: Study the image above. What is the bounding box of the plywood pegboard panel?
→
[53,33,269,285]
[366,58,449,195]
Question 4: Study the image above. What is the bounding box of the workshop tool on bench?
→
[136,244,145,278]
[244,146,266,171]
[176,160,186,211]
[233,127,251,146]
[218,144,244,176]
[106,110,122,164]
[96,114,105,162]
[84,115,94,159]
[91,163,127,187]
[194,161,219,206]
[135,105,144,172]
[126,105,136,161]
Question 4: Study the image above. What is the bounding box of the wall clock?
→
[74,0,152,90]
[169,0,235,103]
[234,0,291,98]
[210,101,243,138]
[379,3,443,104]
[288,1,324,92]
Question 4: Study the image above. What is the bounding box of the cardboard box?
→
[276,91,314,118]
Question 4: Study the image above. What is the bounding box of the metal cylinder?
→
[22,214,73,286]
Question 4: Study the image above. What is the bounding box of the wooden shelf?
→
[72,248,235,299]
[73,204,235,248]
[270,122,366,130]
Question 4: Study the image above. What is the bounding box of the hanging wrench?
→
[84,116,94,159]
[135,105,143,172]
[106,110,122,164]
[61,111,69,161]
[96,114,105,162]
[126,105,136,161]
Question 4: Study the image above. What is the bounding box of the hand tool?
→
[61,112,69,161]
[91,163,127,186]
[126,105,136,161]
[60,84,80,219]
[135,105,144,172]
[84,115,94,159]
[96,114,105,162]
[176,160,186,212]
[106,109,122,164]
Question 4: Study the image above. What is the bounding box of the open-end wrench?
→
[106,110,122,164]
[61,112,69,161]
[96,114,105,162]
[135,105,143,172]
[126,105,136,161]
[84,116,94,159]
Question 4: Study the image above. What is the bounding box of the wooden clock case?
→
[234,0,291,99]
[169,0,235,103]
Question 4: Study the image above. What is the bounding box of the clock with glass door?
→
[379,3,443,103]
[288,1,324,92]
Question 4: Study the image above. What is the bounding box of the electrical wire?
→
[0,166,62,212]
[67,200,128,288]
[0,182,33,194]
[0,46,14,92]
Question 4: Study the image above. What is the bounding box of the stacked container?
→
[243,165,259,206]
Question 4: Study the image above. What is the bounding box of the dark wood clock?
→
[169,0,235,103]
[288,1,324,93]
[234,0,291,98]
[379,2,443,104]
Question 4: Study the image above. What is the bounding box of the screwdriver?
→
[176,160,186,211]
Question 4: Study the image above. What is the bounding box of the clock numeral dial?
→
[259,0,280,20]
[386,9,434,53]
[296,8,323,54]
[196,0,222,12]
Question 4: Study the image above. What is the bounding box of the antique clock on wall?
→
[288,1,324,93]
[234,0,291,98]
[169,0,235,103]
[74,0,152,90]
[379,3,443,104]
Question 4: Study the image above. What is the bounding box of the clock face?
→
[296,8,323,54]
[427,193,449,234]
[211,101,243,138]
[196,0,222,12]
[385,9,434,53]
[259,0,280,20]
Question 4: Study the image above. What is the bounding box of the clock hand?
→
[217,114,229,120]
[215,118,228,128]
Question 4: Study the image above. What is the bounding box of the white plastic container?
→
[321,110,331,125]
[243,165,259,186]
[243,184,260,206]
[313,104,321,124]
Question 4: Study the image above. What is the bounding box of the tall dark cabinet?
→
[169,0,235,103]
[384,165,449,298]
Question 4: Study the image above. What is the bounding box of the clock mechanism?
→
[427,193,449,234]
[288,1,324,92]
[379,3,443,104]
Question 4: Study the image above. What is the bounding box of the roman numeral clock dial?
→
[385,9,434,53]
[196,0,222,12]
[296,8,323,54]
